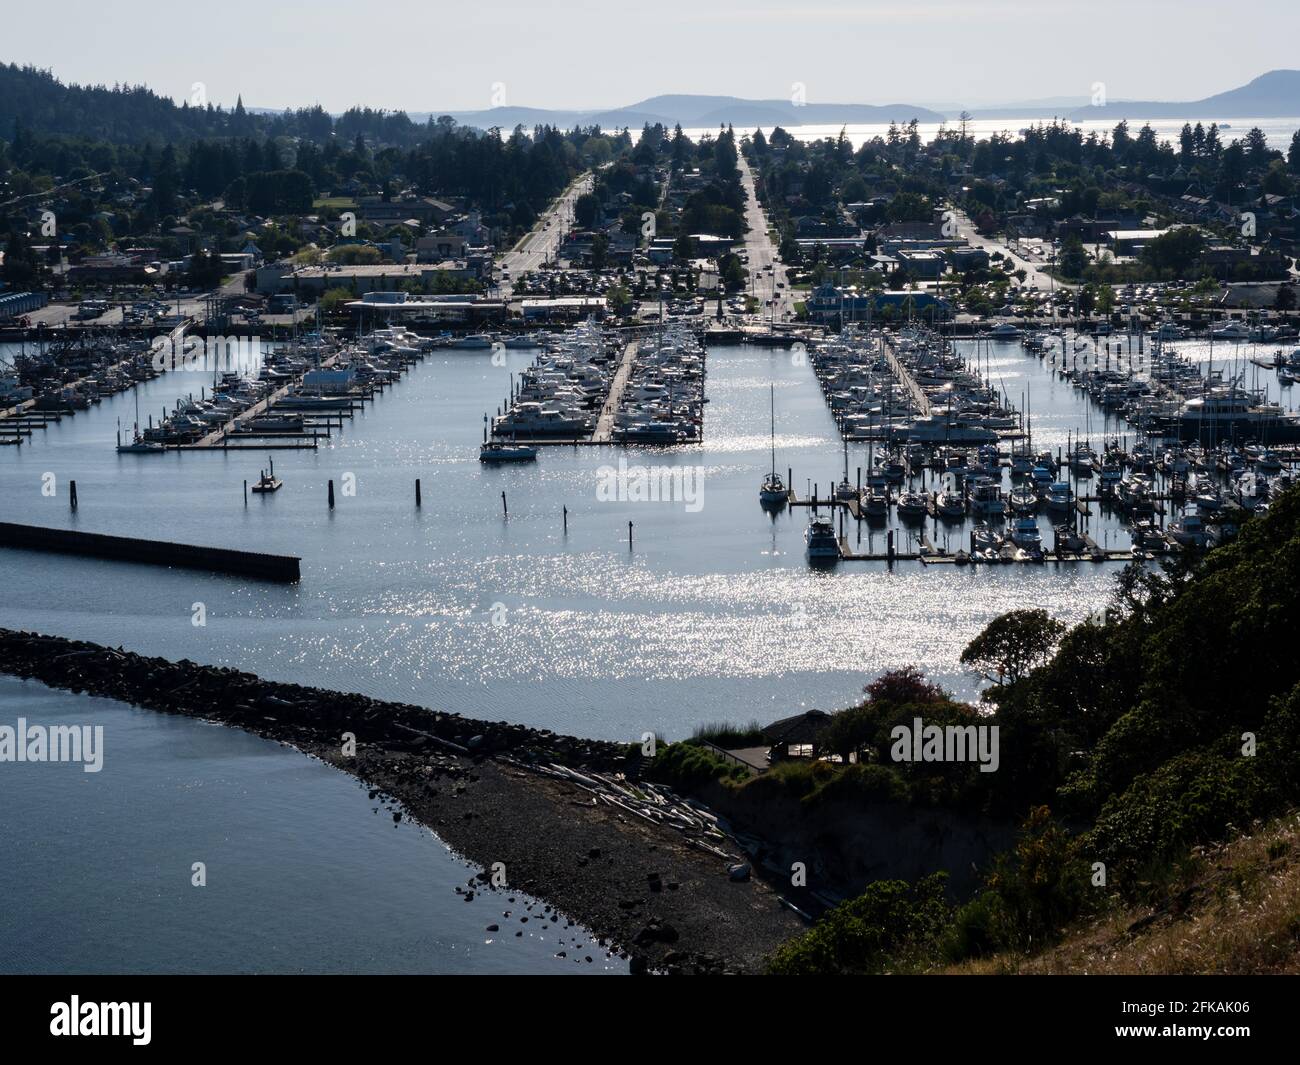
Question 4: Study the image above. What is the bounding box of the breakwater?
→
[0,629,802,973]
[0,522,301,582]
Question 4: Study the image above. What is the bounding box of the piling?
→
[243,479,248,506]
[415,479,422,508]
[328,479,335,509]
[502,491,508,517]
[69,480,78,510]
[563,505,568,533]
[628,521,634,549]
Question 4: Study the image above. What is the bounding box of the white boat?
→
[1045,481,1074,512]
[896,492,928,520]
[480,441,539,463]
[759,384,789,508]
[1009,486,1038,514]
[935,490,965,520]
[988,323,1022,339]
[1209,321,1251,341]
[804,516,840,561]
[1010,516,1041,548]
[969,479,1005,519]
[1169,512,1207,548]
[448,334,496,349]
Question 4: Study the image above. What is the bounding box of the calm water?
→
[0,678,623,974]
[0,339,1126,739]
[0,334,1132,972]
[687,116,1300,151]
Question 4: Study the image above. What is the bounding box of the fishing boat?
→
[759,386,788,508]
[804,516,840,562]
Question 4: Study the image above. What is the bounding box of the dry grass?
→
[942,812,1300,975]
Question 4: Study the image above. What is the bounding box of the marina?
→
[0,334,1132,729]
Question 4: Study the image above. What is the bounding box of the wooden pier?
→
[880,333,932,416]
[592,339,640,444]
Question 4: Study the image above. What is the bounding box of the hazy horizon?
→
[3,0,1299,116]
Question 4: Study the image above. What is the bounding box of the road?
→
[949,206,1077,294]
[495,172,595,297]
[737,153,796,324]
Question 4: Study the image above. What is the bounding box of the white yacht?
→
[805,516,840,562]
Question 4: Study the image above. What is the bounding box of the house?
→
[761,710,833,763]
[806,282,874,325]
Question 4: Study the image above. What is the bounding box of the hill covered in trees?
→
[659,487,1300,973]
[0,63,579,147]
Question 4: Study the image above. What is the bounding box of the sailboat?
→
[116,386,164,453]
[759,384,788,507]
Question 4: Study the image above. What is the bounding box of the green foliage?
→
[768,873,951,975]
[689,720,764,747]
[648,742,749,790]
[960,607,1066,688]
[945,806,1093,959]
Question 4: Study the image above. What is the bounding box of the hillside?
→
[949,810,1300,975]
[736,485,1300,974]
[1066,68,1300,120]
[435,95,946,132]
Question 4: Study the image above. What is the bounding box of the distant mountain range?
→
[428,73,1300,131]
[1059,70,1300,120]
[3,61,1297,147]
[417,94,946,131]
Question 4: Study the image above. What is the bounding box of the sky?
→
[4,0,1299,114]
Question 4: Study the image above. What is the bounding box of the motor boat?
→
[805,516,840,562]
[479,440,539,463]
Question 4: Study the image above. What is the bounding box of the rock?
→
[629,954,648,976]
[486,924,499,932]
[728,862,751,882]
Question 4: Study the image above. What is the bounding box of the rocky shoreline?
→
[0,628,804,974]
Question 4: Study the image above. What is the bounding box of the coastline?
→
[0,628,804,974]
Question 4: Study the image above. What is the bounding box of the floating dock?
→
[0,521,301,582]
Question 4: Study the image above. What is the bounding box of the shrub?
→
[768,873,951,975]
[647,742,749,790]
